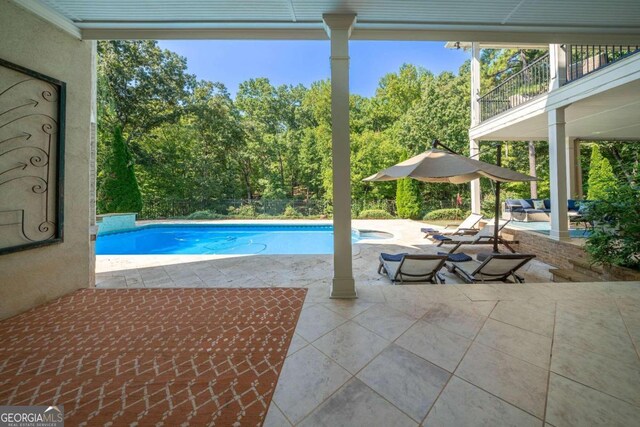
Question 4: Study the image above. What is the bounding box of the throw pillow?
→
[533,200,545,210]
[519,199,533,209]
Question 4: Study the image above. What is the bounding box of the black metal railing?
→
[119,197,472,221]
[479,53,550,121]
[565,45,640,83]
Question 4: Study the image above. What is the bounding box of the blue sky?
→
[158,40,469,98]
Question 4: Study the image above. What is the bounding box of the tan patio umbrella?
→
[364,140,537,253]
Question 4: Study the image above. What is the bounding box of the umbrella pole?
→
[493,144,502,254]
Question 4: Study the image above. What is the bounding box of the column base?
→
[550,229,571,241]
[330,278,357,299]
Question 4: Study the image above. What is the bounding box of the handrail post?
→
[549,44,567,90]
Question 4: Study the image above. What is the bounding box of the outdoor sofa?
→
[502,198,581,222]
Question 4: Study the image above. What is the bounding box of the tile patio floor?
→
[266,281,640,426]
[95,220,640,426]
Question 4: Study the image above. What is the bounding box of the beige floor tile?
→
[546,373,640,427]
[95,276,127,288]
[490,300,555,337]
[294,304,348,342]
[286,333,308,357]
[421,301,487,339]
[354,285,386,303]
[396,320,471,372]
[357,344,450,422]
[313,321,390,373]
[416,285,469,301]
[273,345,351,424]
[554,311,639,365]
[385,293,433,319]
[551,341,640,406]
[424,376,542,427]
[353,304,418,340]
[556,299,627,331]
[298,378,417,427]
[320,299,375,319]
[455,343,548,418]
[263,403,292,427]
[476,318,552,368]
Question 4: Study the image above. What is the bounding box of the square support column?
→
[574,140,583,199]
[565,137,577,199]
[323,14,357,298]
[548,108,570,241]
[469,42,482,214]
[470,139,481,214]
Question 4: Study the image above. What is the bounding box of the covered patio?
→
[2,0,640,426]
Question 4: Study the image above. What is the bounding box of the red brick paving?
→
[0,288,306,426]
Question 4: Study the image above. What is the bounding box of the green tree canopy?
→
[587,144,619,200]
[97,126,143,213]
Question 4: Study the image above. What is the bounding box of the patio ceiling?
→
[12,0,640,42]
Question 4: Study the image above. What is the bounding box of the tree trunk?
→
[528,141,538,198]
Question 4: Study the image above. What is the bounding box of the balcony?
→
[479,53,550,122]
[565,44,640,83]
[479,45,640,122]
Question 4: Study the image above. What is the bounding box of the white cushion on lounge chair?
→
[379,254,447,283]
[448,254,535,283]
[439,213,483,235]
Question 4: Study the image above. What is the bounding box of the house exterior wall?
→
[0,0,93,319]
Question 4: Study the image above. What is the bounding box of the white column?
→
[565,137,576,199]
[470,139,481,214]
[549,44,567,91]
[469,42,482,214]
[575,140,584,199]
[549,108,570,241]
[323,14,357,298]
[89,40,98,288]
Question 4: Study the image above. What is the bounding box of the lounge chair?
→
[421,213,483,237]
[446,253,536,283]
[429,220,515,253]
[378,253,448,284]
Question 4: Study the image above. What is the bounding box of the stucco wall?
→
[0,0,93,319]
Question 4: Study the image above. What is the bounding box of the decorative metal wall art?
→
[0,58,65,255]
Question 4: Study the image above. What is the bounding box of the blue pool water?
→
[96,224,391,255]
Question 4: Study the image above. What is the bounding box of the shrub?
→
[283,205,301,218]
[97,126,143,213]
[227,204,256,218]
[587,145,619,200]
[423,208,468,221]
[358,209,394,219]
[584,184,640,270]
[396,178,422,219]
[186,210,226,220]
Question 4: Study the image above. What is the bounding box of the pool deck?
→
[96,219,553,288]
[93,220,640,426]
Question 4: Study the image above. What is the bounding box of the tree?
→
[396,178,422,219]
[97,126,143,213]
[587,145,619,200]
[395,151,422,219]
[97,41,195,147]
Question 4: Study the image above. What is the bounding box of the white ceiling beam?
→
[79,26,640,43]
[11,0,81,39]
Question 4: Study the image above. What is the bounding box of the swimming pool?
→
[96,224,392,255]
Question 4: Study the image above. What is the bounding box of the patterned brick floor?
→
[0,288,306,426]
